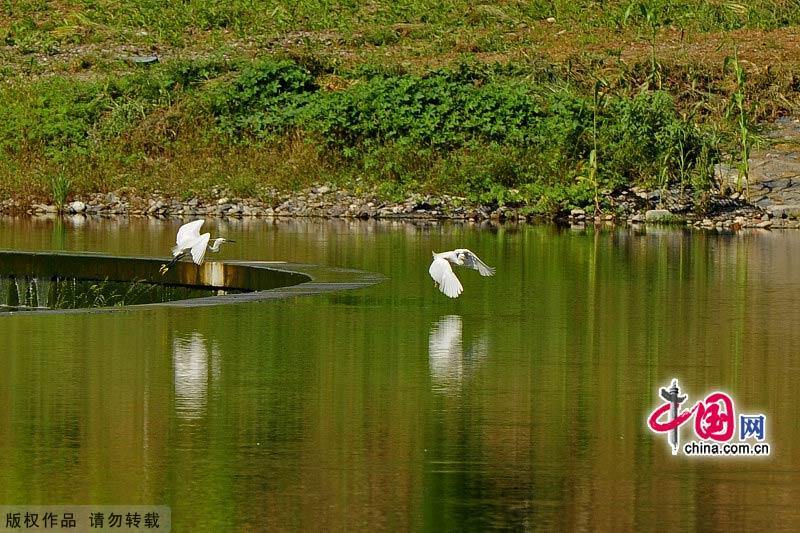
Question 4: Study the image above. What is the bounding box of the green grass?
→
[725,48,753,195]
[0,57,733,213]
[5,1,800,51]
[2,1,800,215]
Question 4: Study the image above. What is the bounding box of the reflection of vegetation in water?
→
[0,276,230,311]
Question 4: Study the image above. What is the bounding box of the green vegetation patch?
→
[5,1,800,53]
[0,56,752,214]
[204,60,718,206]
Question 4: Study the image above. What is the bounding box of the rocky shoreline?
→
[5,120,800,228]
[3,181,800,230]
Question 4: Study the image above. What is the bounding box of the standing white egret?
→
[429,249,495,298]
[159,219,234,274]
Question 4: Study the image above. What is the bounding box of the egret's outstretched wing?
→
[455,249,495,276]
[190,233,211,265]
[429,257,463,298]
[176,220,205,249]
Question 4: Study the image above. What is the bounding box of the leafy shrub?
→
[0,57,720,212]
[210,60,318,138]
[0,78,110,157]
[598,91,701,187]
[306,74,544,150]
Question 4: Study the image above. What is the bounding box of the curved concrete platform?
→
[0,250,385,314]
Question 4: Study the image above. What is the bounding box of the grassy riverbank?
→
[3,1,800,216]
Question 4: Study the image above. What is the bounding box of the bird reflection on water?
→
[173,332,221,420]
[428,315,488,392]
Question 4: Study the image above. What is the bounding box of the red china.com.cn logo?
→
[647,379,771,457]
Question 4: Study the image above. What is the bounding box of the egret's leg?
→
[159,251,188,275]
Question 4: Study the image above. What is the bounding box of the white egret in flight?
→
[429,249,495,298]
[159,219,234,274]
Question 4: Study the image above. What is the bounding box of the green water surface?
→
[1,216,799,530]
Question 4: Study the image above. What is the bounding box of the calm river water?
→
[1,216,799,530]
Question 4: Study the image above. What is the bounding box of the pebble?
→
[645,209,674,222]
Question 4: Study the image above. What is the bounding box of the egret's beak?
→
[227,239,236,243]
